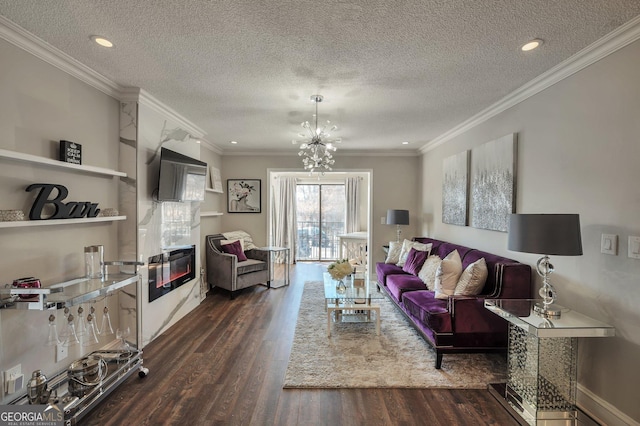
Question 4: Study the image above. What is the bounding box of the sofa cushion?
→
[397,240,432,267]
[384,240,403,264]
[455,257,488,295]
[434,249,462,299]
[376,262,405,286]
[402,290,452,333]
[236,258,266,275]
[402,248,429,276]
[418,255,442,291]
[386,274,426,302]
[221,239,248,261]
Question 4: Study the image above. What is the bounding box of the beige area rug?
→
[283,281,507,389]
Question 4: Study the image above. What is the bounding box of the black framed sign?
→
[227,179,261,213]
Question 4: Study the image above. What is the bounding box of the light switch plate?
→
[601,234,617,255]
[56,343,68,362]
[628,236,640,259]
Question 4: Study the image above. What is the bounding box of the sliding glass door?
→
[296,184,345,261]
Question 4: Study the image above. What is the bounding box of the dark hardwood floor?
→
[82,262,517,425]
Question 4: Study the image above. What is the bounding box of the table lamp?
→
[386,209,409,242]
[508,214,583,318]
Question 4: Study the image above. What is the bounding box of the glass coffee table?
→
[323,272,384,337]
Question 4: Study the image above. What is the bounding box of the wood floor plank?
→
[82,262,518,426]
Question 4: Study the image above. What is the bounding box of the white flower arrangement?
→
[327,259,353,281]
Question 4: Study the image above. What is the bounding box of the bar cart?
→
[0,266,148,425]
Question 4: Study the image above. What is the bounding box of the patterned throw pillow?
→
[396,240,432,267]
[434,250,463,300]
[455,258,488,296]
[402,248,429,276]
[385,241,403,264]
[418,255,442,291]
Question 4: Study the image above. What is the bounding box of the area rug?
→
[283,281,507,389]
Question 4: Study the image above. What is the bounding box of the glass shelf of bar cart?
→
[0,273,139,310]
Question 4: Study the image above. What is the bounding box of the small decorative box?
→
[0,210,25,221]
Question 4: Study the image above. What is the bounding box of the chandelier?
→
[295,95,341,174]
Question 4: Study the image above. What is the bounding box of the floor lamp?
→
[386,209,409,242]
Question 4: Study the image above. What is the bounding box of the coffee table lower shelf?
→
[326,303,380,337]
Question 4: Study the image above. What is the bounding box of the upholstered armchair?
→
[205,233,270,299]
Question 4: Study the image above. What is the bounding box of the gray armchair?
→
[205,234,270,299]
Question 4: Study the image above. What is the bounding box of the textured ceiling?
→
[1,1,639,154]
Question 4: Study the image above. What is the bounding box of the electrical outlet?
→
[56,344,68,362]
[4,364,21,393]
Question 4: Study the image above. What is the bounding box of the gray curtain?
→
[274,177,297,263]
[345,177,360,233]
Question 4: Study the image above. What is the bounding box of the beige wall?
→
[0,39,122,403]
[220,154,421,264]
[420,40,640,424]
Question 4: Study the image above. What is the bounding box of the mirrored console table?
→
[484,299,615,426]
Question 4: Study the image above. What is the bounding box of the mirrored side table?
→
[256,246,290,288]
[484,299,615,426]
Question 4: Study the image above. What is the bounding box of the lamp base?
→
[533,302,562,319]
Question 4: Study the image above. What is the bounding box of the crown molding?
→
[0,15,120,98]
[420,14,640,154]
[130,88,207,138]
[221,148,420,157]
[200,139,224,155]
[0,16,208,140]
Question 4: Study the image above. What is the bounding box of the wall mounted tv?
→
[157,147,207,202]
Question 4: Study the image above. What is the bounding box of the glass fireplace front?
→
[148,245,195,302]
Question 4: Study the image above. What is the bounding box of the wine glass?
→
[98,300,114,336]
[75,306,87,337]
[58,307,70,342]
[44,314,60,346]
[82,313,99,347]
[63,314,80,347]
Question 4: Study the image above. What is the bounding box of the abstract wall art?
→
[470,133,517,232]
[442,150,469,226]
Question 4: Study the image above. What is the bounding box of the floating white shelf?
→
[0,148,127,177]
[205,187,224,194]
[200,211,223,217]
[0,216,126,228]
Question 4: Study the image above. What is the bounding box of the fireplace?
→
[148,245,196,302]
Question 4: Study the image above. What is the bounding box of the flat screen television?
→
[157,148,207,202]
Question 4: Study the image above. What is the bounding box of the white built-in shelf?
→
[0,216,126,228]
[200,211,223,217]
[0,148,127,177]
[205,187,224,194]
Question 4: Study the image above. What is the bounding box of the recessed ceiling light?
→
[402,141,409,145]
[521,39,543,52]
[90,35,114,48]
[230,140,238,144]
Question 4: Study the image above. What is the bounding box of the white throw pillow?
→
[385,241,402,264]
[418,255,442,291]
[396,240,432,267]
[222,230,257,250]
[455,258,488,296]
[434,250,463,300]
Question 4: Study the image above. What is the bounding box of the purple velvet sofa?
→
[376,237,532,369]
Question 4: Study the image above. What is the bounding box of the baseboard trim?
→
[577,384,639,426]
